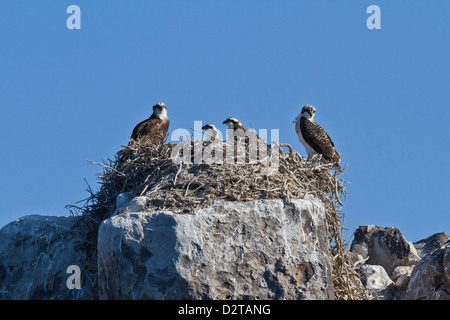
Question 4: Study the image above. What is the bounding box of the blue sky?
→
[0,1,449,242]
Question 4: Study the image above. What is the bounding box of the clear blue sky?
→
[0,1,449,242]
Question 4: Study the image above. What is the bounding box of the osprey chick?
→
[222,117,247,131]
[294,105,341,167]
[202,124,219,141]
[222,117,264,147]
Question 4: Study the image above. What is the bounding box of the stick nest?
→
[68,139,370,300]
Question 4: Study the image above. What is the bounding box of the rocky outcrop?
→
[350,226,420,275]
[404,243,450,300]
[358,265,394,299]
[97,199,334,300]
[350,225,384,258]
[1,207,447,300]
[0,215,89,300]
[350,226,449,300]
[0,198,334,300]
[413,232,449,259]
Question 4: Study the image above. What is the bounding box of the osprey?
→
[294,105,341,167]
[222,117,247,131]
[202,124,219,141]
[128,102,170,147]
[222,117,265,142]
[223,117,260,142]
[118,102,170,161]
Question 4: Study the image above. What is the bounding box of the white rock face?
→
[114,192,133,215]
[1,204,446,300]
[114,193,147,216]
[359,265,394,290]
[395,273,410,292]
[350,227,449,300]
[97,199,335,300]
[404,243,450,300]
[350,226,420,275]
[390,265,414,282]
[413,232,449,258]
[358,265,395,299]
[0,215,89,300]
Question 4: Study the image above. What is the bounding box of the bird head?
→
[202,123,219,141]
[300,104,316,120]
[153,102,168,119]
[222,117,242,129]
[202,124,217,131]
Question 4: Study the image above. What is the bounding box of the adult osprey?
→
[117,102,169,161]
[294,104,341,167]
[128,102,170,147]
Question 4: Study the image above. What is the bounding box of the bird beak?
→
[222,120,226,124]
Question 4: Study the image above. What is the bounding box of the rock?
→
[358,264,395,300]
[350,225,384,258]
[395,273,410,292]
[390,265,414,282]
[413,232,450,259]
[114,192,133,216]
[345,251,367,268]
[97,199,335,300]
[350,226,420,275]
[389,265,414,296]
[115,194,148,216]
[0,215,88,300]
[404,243,450,300]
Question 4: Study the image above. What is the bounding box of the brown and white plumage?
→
[128,102,170,147]
[294,105,341,167]
[118,102,170,161]
[222,117,247,131]
[202,124,219,142]
[222,117,265,142]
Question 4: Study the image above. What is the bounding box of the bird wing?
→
[300,117,340,163]
[129,116,170,146]
[158,117,170,141]
[129,118,149,143]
